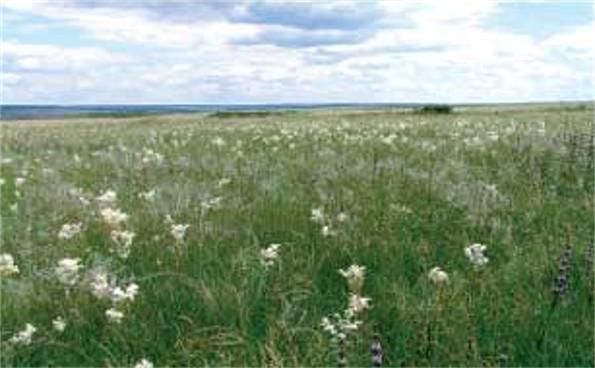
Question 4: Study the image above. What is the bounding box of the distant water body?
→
[1,103,419,120]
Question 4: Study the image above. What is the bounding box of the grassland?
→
[1,104,593,367]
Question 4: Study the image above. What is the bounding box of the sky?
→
[0,0,593,104]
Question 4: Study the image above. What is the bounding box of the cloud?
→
[1,72,22,86]
[0,0,592,103]
[1,0,260,48]
[232,1,382,30]
[545,23,594,60]
[2,41,132,72]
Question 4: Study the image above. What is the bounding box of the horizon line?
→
[1,100,593,107]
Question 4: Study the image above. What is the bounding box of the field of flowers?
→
[1,105,593,367]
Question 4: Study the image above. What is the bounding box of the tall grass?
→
[1,105,593,366]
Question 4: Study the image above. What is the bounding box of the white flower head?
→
[320,317,337,335]
[465,243,489,269]
[111,282,139,304]
[170,224,190,243]
[337,212,349,223]
[212,137,226,147]
[428,266,449,284]
[96,189,117,206]
[52,316,66,332]
[58,222,83,240]
[0,253,19,276]
[348,294,372,314]
[100,208,129,227]
[14,177,25,187]
[55,258,83,286]
[321,225,336,237]
[338,264,366,293]
[138,189,156,202]
[106,308,124,324]
[110,230,136,259]
[311,208,325,223]
[134,359,154,368]
[88,270,111,299]
[217,178,231,187]
[260,244,281,268]
[9,323,37,345]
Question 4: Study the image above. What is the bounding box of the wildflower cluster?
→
[58,222,83,240]
[465,243,489,269]
[428,266,449,284]
[86,268,139,323]
[8,323,37,346]
[170,222,190,244]
[322,264,371,366]
[97,189,135,259]
[0,253,19,277]
[311,207,349,237]
[260,243,281,269]
[55,258,83,287]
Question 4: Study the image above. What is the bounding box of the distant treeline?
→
[415,104,454,114]
[208,110,298,118]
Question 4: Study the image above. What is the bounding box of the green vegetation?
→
[1,104,593,367]
[208,110,298,119]
[416,104,454,114]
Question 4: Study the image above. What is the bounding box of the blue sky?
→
[1,0,593,104]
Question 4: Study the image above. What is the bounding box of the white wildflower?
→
[134,359,154,368]
[321,225,336,237]
[138,189,156,202]
[88,270,111,299]
[106,308,124,324]
[100,208,129,227]
[338,264,366,293]
[14,177,25,187]
[311,207,325,223]
[320,317,337,335]
[9,323,37,345]
[342,320,363,332]
[0,253,19,276]
[337,212,349,223]
[96,189,117,206]
[217,178,231,187]
[10,203,18,212]
[58,222,83,240]
[110,230,136,259]
[465,243,489,269]
[0,178,5,186]
[170,224,190,243]
[212,137,226,147]
[347,294,372,314]
[201,196,222,211]
[260,244,281,268]
[111,282,139,304]
[141,149,164,165]
[55,258,83,286]
[52,316,66,332]
[428,266,449,284]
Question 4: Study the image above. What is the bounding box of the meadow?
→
[1,104,593,367]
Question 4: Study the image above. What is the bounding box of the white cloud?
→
[1,72,22,85]
[544,23,594,60]
[0,0,592,103]
[2,41,132,71]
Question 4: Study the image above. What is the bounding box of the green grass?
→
[1,104,593,367]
